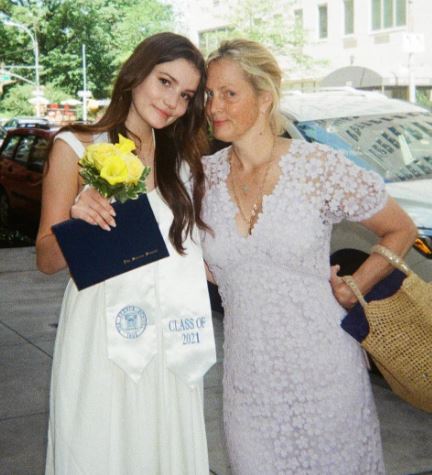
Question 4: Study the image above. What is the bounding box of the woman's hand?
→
[71,187,117,231]
[330,265,357,309]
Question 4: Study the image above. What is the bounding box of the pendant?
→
[242,184,249,194]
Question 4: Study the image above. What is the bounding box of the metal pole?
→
[407,0,416,103]
[408,52,415,103]
[3,20,41,115]
[30,28,41,116]
[34,33,40,93]
[82,44,87,122]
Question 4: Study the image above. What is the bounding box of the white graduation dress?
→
[45,132,215,475]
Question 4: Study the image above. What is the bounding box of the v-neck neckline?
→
[222,142,296,240]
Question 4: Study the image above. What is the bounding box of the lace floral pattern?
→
[201,141,387,475]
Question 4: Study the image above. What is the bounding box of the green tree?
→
[199,0,313,70]
[112,0,174,65]
[41,0,120,97]
[417,89,432,111]
[0,82,69,116]
[0,0,174,104]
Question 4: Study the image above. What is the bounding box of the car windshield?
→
[296,112,432,182]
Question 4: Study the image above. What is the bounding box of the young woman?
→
[200,39,417,474]
[36,33,216,475]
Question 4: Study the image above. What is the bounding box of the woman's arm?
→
[35,139,82,274]
[330,197,418,308]
[205,261,216,284]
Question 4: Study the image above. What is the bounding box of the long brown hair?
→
[60,32,209,254]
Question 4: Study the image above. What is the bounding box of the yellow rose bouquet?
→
[79,134,151,203]
[52,133,169,290]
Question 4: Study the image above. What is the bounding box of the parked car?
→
[0,127,57,228]
[0,126,6,147]
[281,88,432,281]
[3,116,52,130]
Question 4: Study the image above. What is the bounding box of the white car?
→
[281,88,432,281]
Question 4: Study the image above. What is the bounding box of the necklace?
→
[137,128,156,165]
[230,138,276,235]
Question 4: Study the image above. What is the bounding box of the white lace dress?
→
[201,141,387,475]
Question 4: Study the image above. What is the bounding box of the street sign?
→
[78,90,92,98]
[402,33,425,54]
[0,72,11,81]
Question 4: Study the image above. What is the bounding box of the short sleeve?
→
[54,131,86,159]
[322,147,388,224]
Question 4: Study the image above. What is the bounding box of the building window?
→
[395,0,406,26]
[294,8,303,28]
[371,0,406,30]
[383,0,394,27]
[318,4,328,39]
[344,0,354,35]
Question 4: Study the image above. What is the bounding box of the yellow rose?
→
[100,155,128,185]
[123,154,145,184]
[115,134,136,154]
[84,143,117,170]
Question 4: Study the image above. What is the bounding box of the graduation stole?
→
[105,189,216,385]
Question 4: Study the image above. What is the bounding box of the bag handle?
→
[341,275,368,309]
[371,245,412,275]
[341,245,411,309]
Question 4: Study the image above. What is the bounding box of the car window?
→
[1,135,21,159]
[296,112,432,182]
[14,135,36,166]
[28,136,50,172]
[4,119,17,129]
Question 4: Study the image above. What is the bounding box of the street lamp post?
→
[2,19,41,116]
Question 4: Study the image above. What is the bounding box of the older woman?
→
[201,39,417,474]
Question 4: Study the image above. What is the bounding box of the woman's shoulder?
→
[201,145,231,185]
[201,144,230,169]
[54,130,107,159]
[287,139,336,158]
[202,143,230,160]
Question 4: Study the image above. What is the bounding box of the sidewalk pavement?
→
[0,247,431,475]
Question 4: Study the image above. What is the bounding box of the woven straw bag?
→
[342,244,432,413]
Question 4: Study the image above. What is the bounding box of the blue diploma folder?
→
[340,269,405,342]
[52,194,169,290]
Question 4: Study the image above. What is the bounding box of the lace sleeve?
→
[202,147,231,190]
[321,146,388,224]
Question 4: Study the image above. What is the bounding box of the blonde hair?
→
[207,39,287,135]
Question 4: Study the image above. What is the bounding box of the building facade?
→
[174,0,432,102]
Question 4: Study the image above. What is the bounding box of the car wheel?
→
[0,190,10,227]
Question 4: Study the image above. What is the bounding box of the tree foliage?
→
[199,0,313,71]
[111,0,174,65]
[0,0,174,113]
[1,82,69,116]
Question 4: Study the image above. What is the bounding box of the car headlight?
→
[414,228,432,259]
